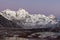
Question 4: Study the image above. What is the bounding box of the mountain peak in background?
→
[0,8,59,29]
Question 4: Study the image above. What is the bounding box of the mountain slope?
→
[0,15,22,28]
[0,8,59,29]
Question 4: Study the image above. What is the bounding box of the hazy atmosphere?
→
[0,0,60,18]
[0,0,60,40]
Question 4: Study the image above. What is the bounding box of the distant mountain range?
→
[0,9,60,39]
[0,8,60,29]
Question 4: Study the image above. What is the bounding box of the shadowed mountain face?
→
[0,15,22,28]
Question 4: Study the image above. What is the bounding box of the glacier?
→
[0,8,58,29]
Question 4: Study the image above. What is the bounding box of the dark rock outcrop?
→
[0,15,22,28]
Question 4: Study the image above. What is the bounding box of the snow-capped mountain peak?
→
[48,14,56,19]
[0,8,58,29]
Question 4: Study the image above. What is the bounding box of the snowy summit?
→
[0,8,58,29]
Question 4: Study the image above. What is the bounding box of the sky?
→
[0,0,60,18]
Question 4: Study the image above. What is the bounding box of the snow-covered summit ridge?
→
[0,8,58,28]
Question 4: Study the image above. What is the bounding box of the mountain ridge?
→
[0,8,59,29]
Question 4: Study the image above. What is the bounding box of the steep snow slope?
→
[0,8,58,29]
